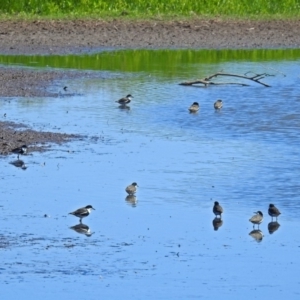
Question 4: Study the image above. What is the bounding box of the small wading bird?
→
[213,201,223,218]
[116,94,133,106]
[214,99,223,110]
[188,102,200,113]
[11,145,28,158]
[249,211,263,228]
[69,205,95,223]
[125,182,138,195]
[268,204,281,220]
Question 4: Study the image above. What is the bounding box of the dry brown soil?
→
[1,19,300,54]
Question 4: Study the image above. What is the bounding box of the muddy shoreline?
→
[1,19,299,155]
[0,120,81,156]
[1,19,300,55]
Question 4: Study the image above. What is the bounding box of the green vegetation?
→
[1,49,299,74]
[0,0,300,19]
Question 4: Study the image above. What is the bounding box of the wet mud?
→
[0,120,81,156]
[0,67,104,98]
[0,19,300,55]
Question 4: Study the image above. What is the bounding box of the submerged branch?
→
[180,71,272,87]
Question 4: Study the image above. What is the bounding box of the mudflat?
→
[1,19,300,54]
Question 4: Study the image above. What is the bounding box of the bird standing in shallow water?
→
[214,99,223,110]
[69,205,95,223]
[213,201,223,218]
[249,211,263,228]
[125,182,138,195]
[12,145,28,158]
[268,204,281,220]
[116,94,133,105]
[188,102,200,113]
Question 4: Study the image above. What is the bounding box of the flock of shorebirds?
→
[68,182,138,223]
[9,94,221,170]
[68,182,138,236]
[213,201,281,227]
[9,94,278,239]
[68,95,222,232]
[188,99,223,112]
[68,184,281,238]
[115,94,223,112]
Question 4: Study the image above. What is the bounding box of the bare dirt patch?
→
[0,19,300,55]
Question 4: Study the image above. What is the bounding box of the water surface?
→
[1,49,300,299]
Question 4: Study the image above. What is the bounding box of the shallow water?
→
[1,49,300,299]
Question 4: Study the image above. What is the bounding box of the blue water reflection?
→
[1,50,300,299]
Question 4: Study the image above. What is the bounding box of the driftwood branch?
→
[180,80,248,87]
[180,72,273,87]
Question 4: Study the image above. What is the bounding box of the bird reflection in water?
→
[70,223,94,237]
[9,159,27,170]
[249,229,264,242]
[268,221,281,234]
[212,217,223,231]
[118,105,131,110]
[125,195,138,207]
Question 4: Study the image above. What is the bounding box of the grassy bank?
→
[0,0,300,19]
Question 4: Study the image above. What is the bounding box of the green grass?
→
[0,0,300,19]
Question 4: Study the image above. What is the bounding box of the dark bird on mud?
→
[213,201,223,218]
[12,144,27,155]
[188,102,200,113]
[70,223,94,237]
[214,99,223,110]
[116,94,133,105]
[9,159,27,170]
[69,205,95,223]
[268,204,281,220]
[249,211,263,228]
[125,182,138,195]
